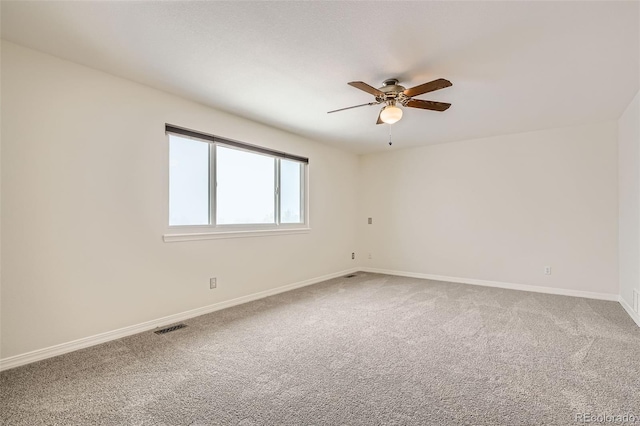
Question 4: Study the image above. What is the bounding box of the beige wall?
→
[618,90,640,313]
[0,42,359,359]
[0,40,633,362]
[358,122,619,296]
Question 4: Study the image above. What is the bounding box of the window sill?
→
[163,227,311,243]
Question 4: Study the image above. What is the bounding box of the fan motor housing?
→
[379,79,406,100]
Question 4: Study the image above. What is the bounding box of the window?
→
[166,125,308,239]
[169,135,210,226]
[216,146,275,225]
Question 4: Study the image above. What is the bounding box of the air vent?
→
[154,324,187,335]
[345,274,357,278]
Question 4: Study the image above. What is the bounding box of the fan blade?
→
[376,110,383,125]
[403,78,452,97]
[348,81,384,97]
[406,99,451,112]
[327,102,378,114]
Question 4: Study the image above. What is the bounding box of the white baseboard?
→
[0,267,359,372]
[619,296,640,327]
[359,267,620,301]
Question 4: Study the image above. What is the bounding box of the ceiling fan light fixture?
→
[380,104,403,124]
[328,78,452,128]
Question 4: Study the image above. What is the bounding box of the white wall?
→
[358,122,619,296]
[0,42,3,359]
[1,40,634,363]
[618,90,640,315]
[0,41,359,359]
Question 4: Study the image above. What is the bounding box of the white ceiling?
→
[2,1,638,154]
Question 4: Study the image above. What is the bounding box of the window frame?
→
[164,125,310,242]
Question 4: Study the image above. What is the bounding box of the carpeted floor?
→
[1,272,639,425]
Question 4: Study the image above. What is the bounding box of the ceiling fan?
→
[328,78,452,124]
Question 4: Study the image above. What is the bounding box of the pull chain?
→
[388,124,393,146]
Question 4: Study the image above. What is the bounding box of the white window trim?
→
[164,127,310,242]
[163,227,311,243]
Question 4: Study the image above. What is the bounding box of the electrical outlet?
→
[368,218,373,225]
[633,289,639,314]
[351,252,355,260]
[544,266,552,275]
[368,253,372,259]
[209,277,217,289]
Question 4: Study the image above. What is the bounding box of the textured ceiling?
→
[1,1,639,153]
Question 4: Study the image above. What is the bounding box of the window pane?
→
[281,160,303,223]
[169,135,210,226]
[216,146,275,225]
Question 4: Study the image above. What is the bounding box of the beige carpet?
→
[1,272,639,425]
